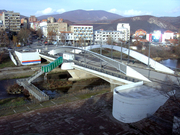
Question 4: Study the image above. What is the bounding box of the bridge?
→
[16,56,63,102]
[15,44,177,123]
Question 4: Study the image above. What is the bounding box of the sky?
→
[1,0,180,17]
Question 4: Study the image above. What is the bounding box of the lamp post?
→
[121,42,123,62]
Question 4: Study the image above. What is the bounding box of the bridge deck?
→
[17,79,49,102]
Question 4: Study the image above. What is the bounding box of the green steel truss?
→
[41,56,63,73]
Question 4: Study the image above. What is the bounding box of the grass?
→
[0,58,16,69]
[0,97,27,108]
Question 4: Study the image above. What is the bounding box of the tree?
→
[107,36,114,45]
[47,31,56,42]
[18,28,30,45]
[59,33,66,45]
[0,30,9,47]
[13,35,18,47]
[36,28,43,39]
[78,37,84,47]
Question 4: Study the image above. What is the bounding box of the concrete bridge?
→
[15,45,177,123]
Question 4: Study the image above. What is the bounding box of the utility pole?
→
[148,41,151,78]
[127,41,130,64]
[121,42,123,62]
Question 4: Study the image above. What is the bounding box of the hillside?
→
[159,16,180,29]
[37,9,123,22]
[91,15,178,33]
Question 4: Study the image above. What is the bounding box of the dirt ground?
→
[0,92,179,135]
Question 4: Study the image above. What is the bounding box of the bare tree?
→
[59,33,66,45]
[0,30,9,47]
[107,36,114,45]
[36,28,43,39]
[18,28,30,45]
[13,35,18,47]
[47,30,56,42]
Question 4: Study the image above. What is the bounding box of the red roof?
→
[164,30,174,33]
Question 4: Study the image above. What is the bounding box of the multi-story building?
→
[57,31,74,45]
[117,23,130,41]
[39,21,47,37]
[94,29,125,44]
[47,22,67,33]
[2,11,21,32]
[29,16,37,23]
[29,21,41,31]
[21,18,29,28]
[47,17,55,23]
[69,25,93,45]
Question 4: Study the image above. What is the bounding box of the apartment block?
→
[47,22,67,33]
[2,11,21,32]
[21,18,29,28]
[69,25,93,45]
[29,15,37,23]
[117,23,130,41]
[94,29,125,44]
[47,17,56,23]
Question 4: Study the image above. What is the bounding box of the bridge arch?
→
[85,45,174,74]
[48,46,150,82]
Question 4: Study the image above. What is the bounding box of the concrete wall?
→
[112,83,170,123]
[15,51,41,65]
[9,51,17,65]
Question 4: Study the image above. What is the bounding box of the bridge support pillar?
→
[44,73,48,82]
[110,83,119,92]
[67,69,96,81]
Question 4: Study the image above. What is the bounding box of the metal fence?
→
[42,56,63,72]
[73,60,139,82]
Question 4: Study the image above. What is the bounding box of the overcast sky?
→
[1,0,180,17]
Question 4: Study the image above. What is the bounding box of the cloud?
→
[109,8,117,13]
[170,6,180,13]
[56,9,66,13]
[108,8,151,16]
[35,7,66,16]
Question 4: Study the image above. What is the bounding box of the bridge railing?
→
[41,56,63,72]
[73,60,139,83]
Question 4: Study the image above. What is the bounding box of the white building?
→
[94,29,125,44]
[57,31,74,45]
[117,23,130,41]
[69,25,93,45]
[163,30,174,40]
[39,21,47,37]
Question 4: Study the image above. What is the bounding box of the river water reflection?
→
[160,59,180,69]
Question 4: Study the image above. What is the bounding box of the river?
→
[0,79,24,100]
[0,72,109,100]
[160,59,180,69]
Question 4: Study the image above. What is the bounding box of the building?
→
[135,29,147,37]
[94,29,125,44]
[39,21,47,37]
[117,23,130,41]
[163,30,174,40]
[57,31,74,45]
[47,22,67,33]
[29,21,40,31]
[47,17,55,23]
[21,18,29,28]
[57,18,63,23]
[29,16,37,23]
[2,11,21,32]
[69,25,93,45]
